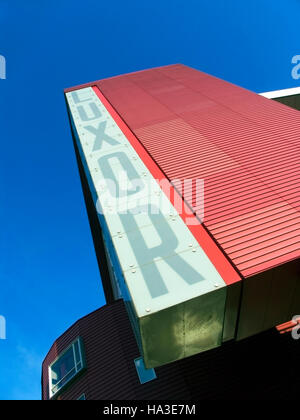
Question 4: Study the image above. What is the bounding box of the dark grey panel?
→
[273,94,300,111]
[237,259,300,340]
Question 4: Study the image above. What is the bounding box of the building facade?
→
[42,65,300,400]
[42,299,300,400]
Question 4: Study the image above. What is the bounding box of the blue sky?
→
[0,0,299,400]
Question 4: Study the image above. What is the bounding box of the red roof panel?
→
[93,64,299,278]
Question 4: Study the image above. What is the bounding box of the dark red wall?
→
[42,300,189,400]
[42,300,300,400]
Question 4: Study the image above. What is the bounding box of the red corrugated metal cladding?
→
[65,64,299,340]
[95,65,300,339]
[95,64,300,279]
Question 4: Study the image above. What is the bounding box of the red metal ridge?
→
[276,317,300,334]
[92,86,241,286]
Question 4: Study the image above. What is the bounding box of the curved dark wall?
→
[42,300,189,400]
[42,299,300,400]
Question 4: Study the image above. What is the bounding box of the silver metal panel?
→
[124,246,224,316]
[102,196,173,238]
[139,287,227,368]
[66,87,228,368]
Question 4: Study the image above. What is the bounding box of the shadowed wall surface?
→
[42,300,300,400]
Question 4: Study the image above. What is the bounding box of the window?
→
[49,337,85,398]
[77,393,86,400]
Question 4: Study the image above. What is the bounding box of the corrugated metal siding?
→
[42,301,190,400]
[42,300,300,400]
[95,64,300,278]
[177,327,300,400]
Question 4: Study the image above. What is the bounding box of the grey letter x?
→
[84,121,120,151]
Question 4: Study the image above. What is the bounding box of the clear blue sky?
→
[0,0,299,400]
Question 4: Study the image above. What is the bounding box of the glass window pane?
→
[51,347,75,387]
[49,337,85,398]
[73,340,81,365]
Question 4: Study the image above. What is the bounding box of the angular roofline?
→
[63,63,183,93]
[41,300,122,365]
[259,86,300,99]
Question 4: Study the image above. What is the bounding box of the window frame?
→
[48,337,86,399]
